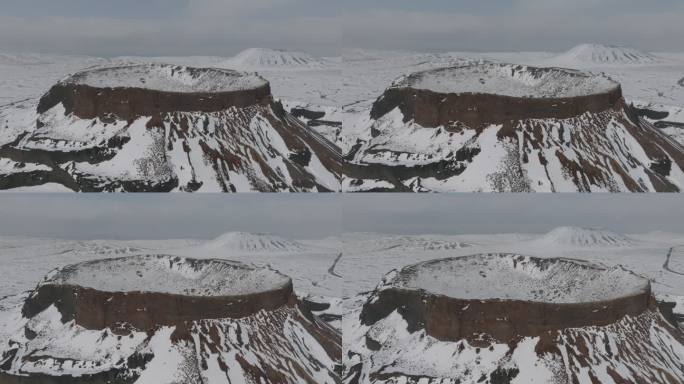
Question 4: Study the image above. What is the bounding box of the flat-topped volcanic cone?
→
[37,64,272,121]
[360,254,650,342]
[1,256,341,383]
[22,255,294,330]
[346,61,684,192]
[371,63,622,128]
[346,254,684,384]
[0,63,342,192]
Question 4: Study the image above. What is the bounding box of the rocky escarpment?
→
[345,62,684,192]
[21,255,295,330]
[0,255,341,383]
[0,64,342,192]
[360,255,651,342]
[36,67,273,122]
[369,65,623,128]
[345,254,684,384]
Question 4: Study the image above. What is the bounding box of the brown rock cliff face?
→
[37,82,273,122]
[361,255,652,343]
[361,286,652,343]
[370,85,623,129]
[22,281,295,331]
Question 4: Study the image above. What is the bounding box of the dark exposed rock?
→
[490,368,519,384]
[308,119,342,128]
[657,300,684,328]
[0,371,137,384]
[651,157,672,177]
[291,108,326,120]
[23,282,295,331]
[289,148,312,167]
[631,105,670,120]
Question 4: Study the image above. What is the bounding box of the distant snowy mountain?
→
[220,48,328,70]
[203,232,310,252]
[550,43,664,66]
[534,226,637,247]
[0,53,53,65]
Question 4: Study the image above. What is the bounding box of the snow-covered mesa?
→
[394,62,619,98]
[41,254,291,296]
[65,64,268,93]
[389,254,648,303]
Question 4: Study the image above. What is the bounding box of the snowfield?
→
[337,228,684,302]
[42,255,291,296]
[388,254,649,304]
[340,227,684,384]
[0,233,342,383]
[395,62,619,98]
[1,45,683,192]
[0,227,681,316]
[0,228,682,383]
[65,64,268,93]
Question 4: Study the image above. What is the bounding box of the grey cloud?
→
[1,1,682,56]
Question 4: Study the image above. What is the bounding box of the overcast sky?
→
[0,194,681,240]
[0,194,341,240]
[343,194,684,236]
[0,0,682,57]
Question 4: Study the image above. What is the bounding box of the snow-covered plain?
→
[338,44,684,154]
[0,232,343,383]
[340,227,684,384]
[1,45,683,192]
[0,228,682,382]
[0,49,344,192]
[1,44,683,153]
[0,227,681,313]
[337,228,684,302]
